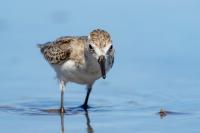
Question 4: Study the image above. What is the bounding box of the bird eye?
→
[89,44,93,49]
[89,44,94,52]
[109,45,113,51]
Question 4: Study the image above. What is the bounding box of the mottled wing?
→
[38,37,72,64]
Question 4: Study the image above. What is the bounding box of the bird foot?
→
[60,107,65,113]
[80,104,90,110]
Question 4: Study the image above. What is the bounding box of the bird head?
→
[86,29,114,79]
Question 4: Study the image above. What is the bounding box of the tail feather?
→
[37,42,51,53]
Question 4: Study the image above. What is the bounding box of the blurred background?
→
[0,0,200,132]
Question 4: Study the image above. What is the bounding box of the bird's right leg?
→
[60,80,65,113]
[81,85,93,110]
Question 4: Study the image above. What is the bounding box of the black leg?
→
[84,110,94,133]
[81,87,92,110]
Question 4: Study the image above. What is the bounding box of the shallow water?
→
[1,0,200,132]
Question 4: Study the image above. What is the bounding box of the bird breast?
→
[53,60,102,84]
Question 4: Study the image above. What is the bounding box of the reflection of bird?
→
[60,113,65,133]
[38,29,115,113]
[85,111,94,133]
[59,110,94,133]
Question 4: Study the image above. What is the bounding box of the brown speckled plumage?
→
[38,29,112,65]
[89,29,112,48]
[38,36,87,65]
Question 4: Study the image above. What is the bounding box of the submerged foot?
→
[60,107,65,113]
[80,104,90,110]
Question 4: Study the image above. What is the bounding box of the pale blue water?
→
[1,0,200,132]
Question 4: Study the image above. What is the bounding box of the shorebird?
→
[38,29,115,113]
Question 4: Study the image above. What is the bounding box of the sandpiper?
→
[38,29,115,113]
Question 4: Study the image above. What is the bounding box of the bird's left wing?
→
[38,37,73,64]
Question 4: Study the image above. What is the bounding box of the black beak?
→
[98,55,106,79]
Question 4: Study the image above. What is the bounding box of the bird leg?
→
[60,81,65,113]
[81,86,92,110]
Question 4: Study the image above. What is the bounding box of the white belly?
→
[53,60,102,84]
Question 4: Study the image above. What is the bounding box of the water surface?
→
[0,0,200,132]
